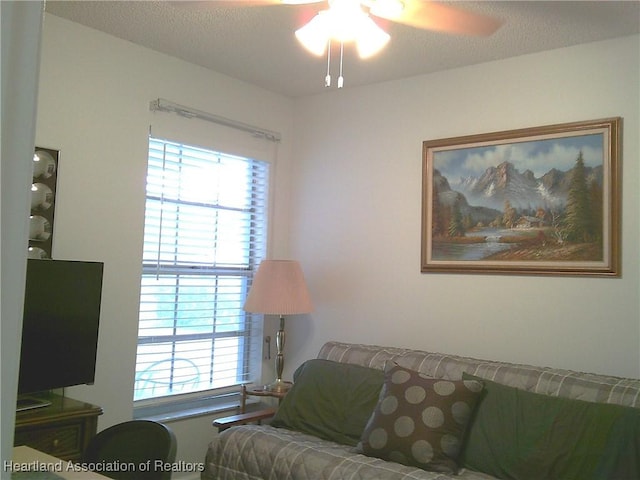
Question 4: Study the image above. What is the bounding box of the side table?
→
[212,383,291,432]
[240,383,291,413]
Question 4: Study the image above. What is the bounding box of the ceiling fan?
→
[180,0,503,87]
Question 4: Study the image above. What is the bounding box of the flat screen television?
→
[18,259,104,405]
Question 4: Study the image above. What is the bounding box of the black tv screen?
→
[18,259,104,395]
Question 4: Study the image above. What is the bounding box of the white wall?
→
[288,35,640,380]
[35,14,294,471]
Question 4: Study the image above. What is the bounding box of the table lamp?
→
[243,260,313,393]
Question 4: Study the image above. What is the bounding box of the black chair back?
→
[83,419,177,480]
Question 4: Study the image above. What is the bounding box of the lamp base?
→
[265,379,293,394]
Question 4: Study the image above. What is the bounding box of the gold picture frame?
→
[421,117,621,277]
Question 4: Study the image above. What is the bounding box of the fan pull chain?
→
[323,41,345,89]
[325,40,331,87]
[338,42,344,88]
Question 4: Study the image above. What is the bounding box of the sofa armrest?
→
[212,407,277,432]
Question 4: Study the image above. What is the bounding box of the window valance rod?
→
[150,98,281,143]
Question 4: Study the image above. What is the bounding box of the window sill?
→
[133,392,260,423]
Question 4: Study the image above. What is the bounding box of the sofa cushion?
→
[461,372,640,480]
[270,358,384,446]
[357,362,483,474]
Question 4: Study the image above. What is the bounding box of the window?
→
[134,137,268,404]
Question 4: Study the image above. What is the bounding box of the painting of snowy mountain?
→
[421,118,621,276]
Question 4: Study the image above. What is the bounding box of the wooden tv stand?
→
[14,393,103,461]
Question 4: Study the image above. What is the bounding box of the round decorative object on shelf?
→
[27,247,49,259]
[29,215,52,241]
[30,183,54,210]
[33,150,56,179]
[29,147,59,259]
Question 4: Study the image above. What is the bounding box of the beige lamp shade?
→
[243,260,313,315]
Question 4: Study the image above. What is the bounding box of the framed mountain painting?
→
[421,117,621,277]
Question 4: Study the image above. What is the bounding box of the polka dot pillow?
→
[357,362,484,474]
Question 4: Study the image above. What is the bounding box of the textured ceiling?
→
[45,1,640,98]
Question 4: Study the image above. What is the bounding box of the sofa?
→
[202,341,640,480]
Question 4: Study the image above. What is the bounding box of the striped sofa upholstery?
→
[318,341,640,408]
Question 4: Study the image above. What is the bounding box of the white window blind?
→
[134,137,269,402]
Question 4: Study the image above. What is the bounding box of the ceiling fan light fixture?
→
[295,0,391,87]
[296,2,389,58]
[295,12,331,56]
[355,15,390,58]
[326,0,367,42]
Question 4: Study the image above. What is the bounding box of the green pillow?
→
[271,359,384,446]
[461,372,640,480]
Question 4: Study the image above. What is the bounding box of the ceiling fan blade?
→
[373,0,503,36]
